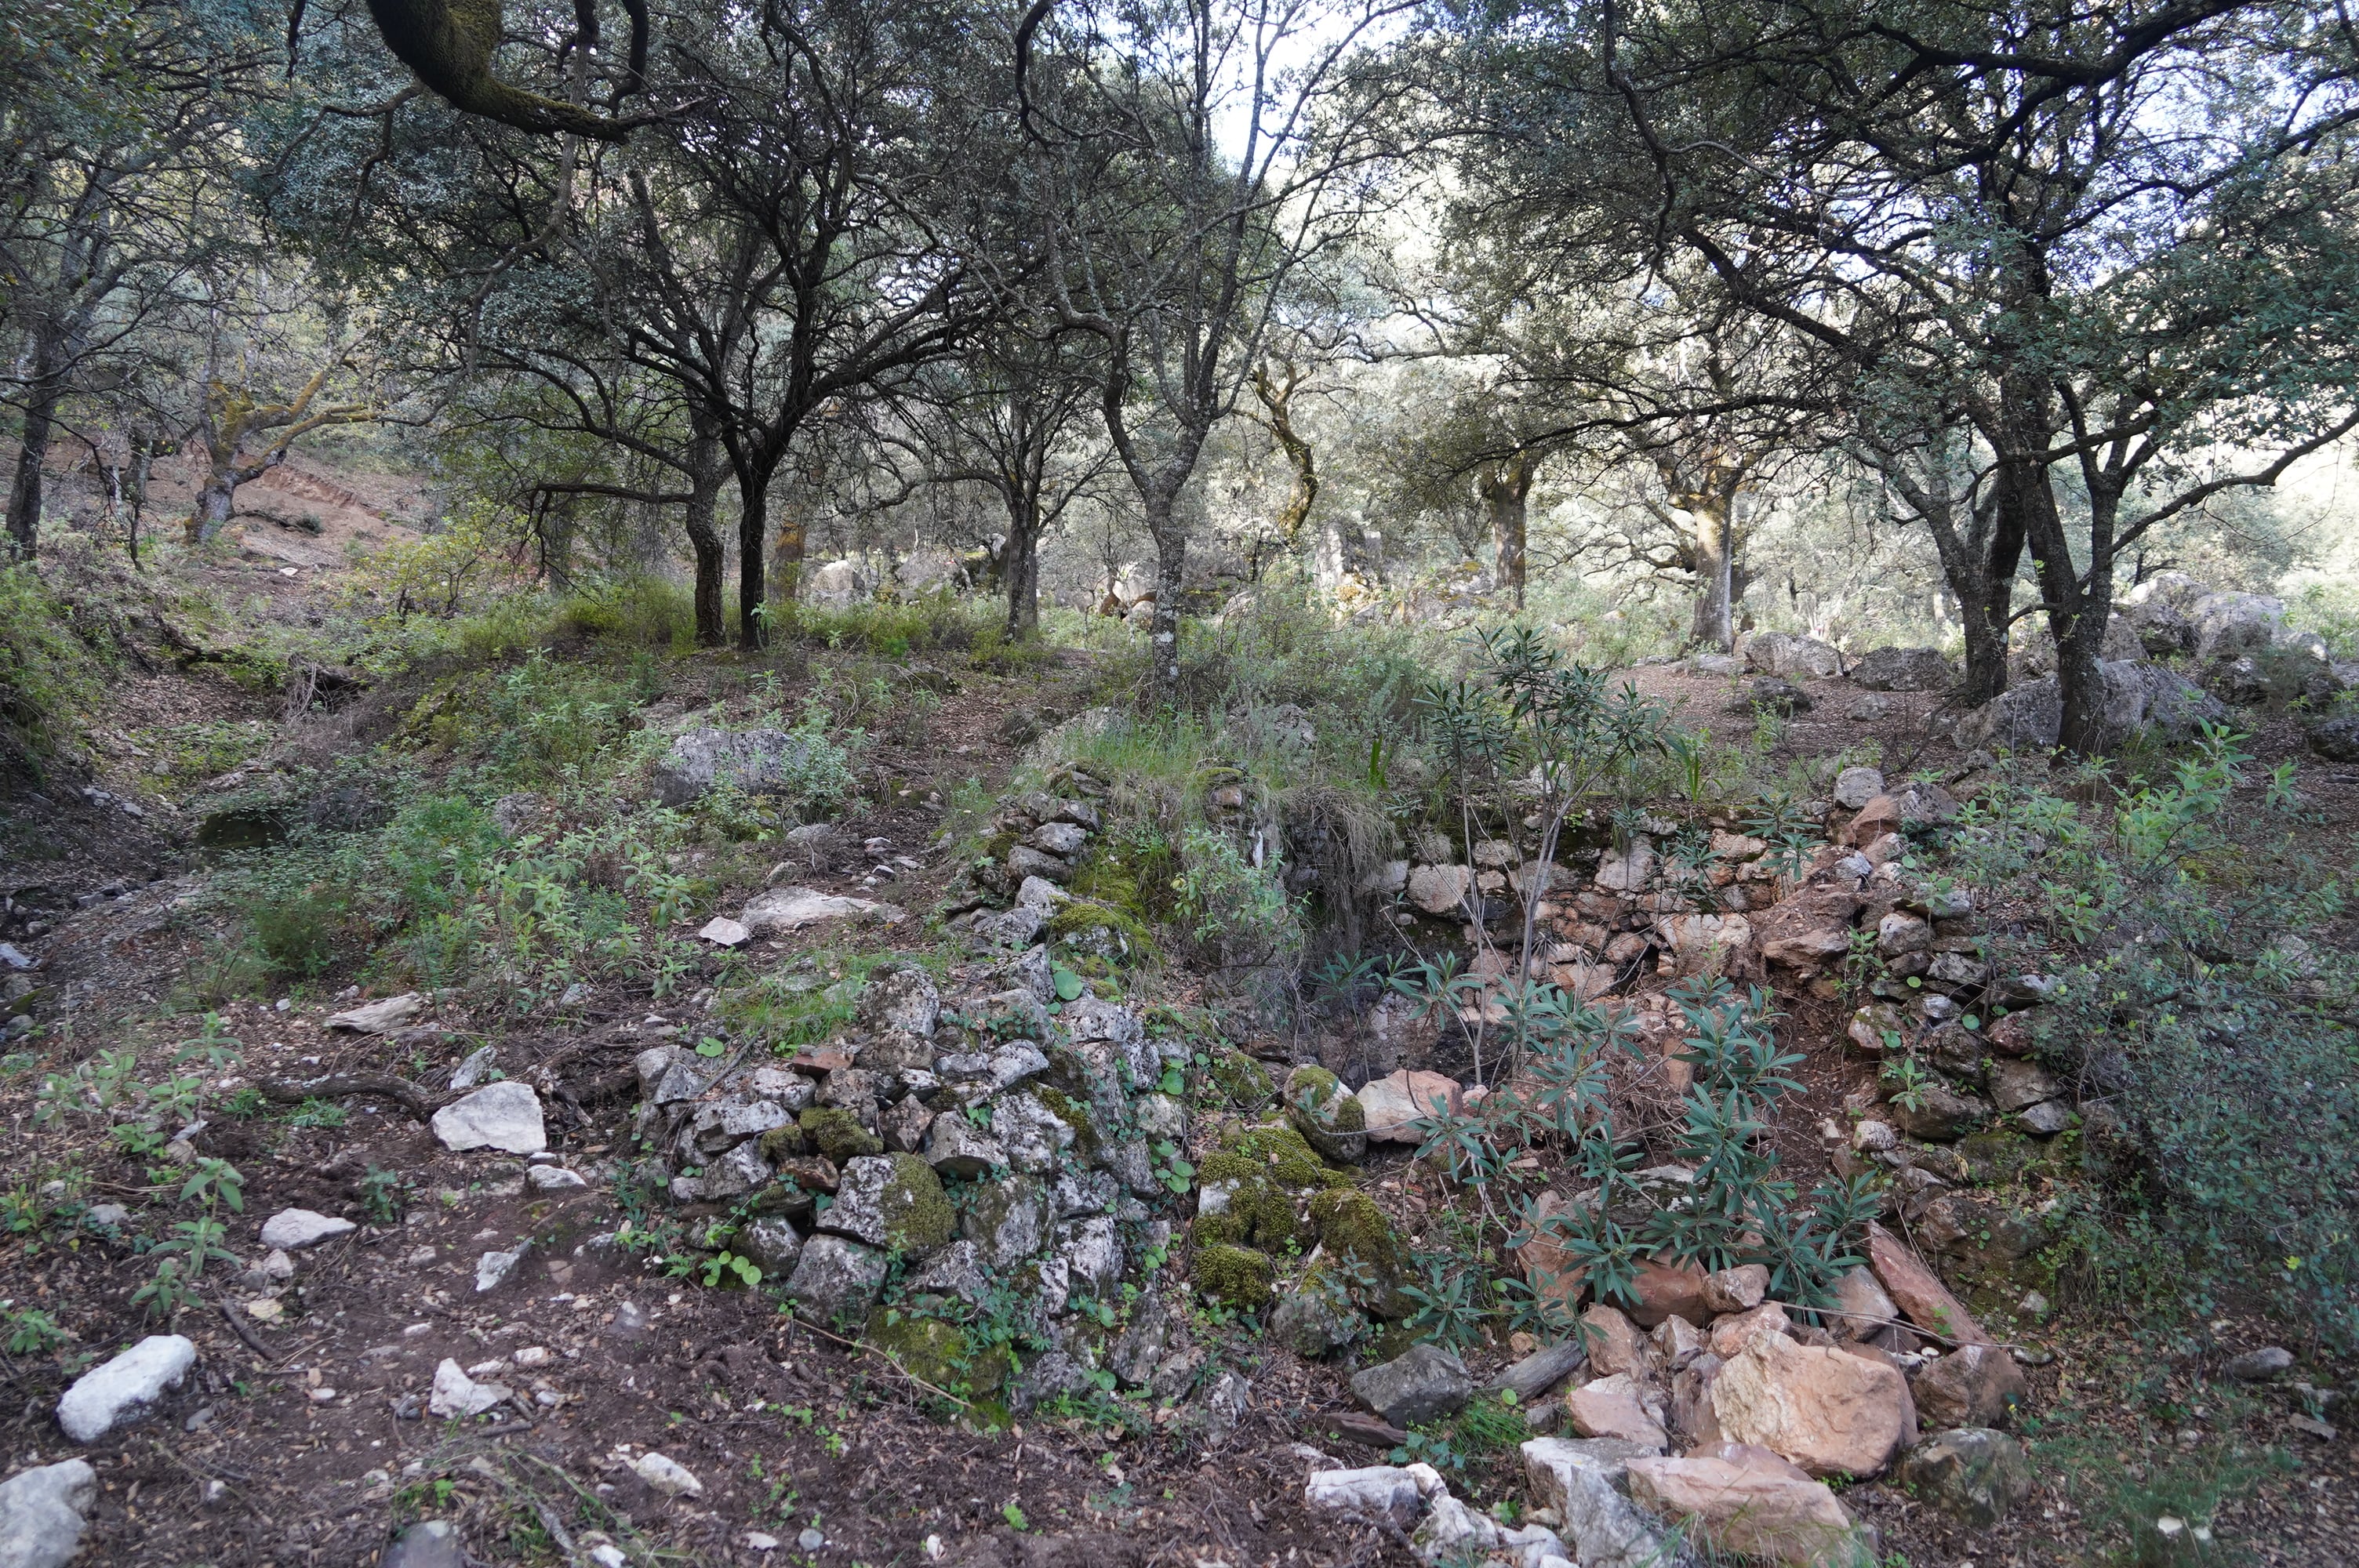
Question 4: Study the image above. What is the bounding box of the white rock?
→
[431,1081,547,1154]
[56,1335,195,1443]
[631,1451,704,1497]
[0,1457,96,1568]
[1304,1465,1427,1526]
[740,885,900,935]
[1834,766,1885,810]
[259,1209,355,1251]
[525,1165,587,1192]
[428,1359,509,1417]
[447,1045,498,1090]
[698,916,751,947]
[475,1243,529,1293]
[322,993,424,1033]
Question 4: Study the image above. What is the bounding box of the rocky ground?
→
[0,571,2354,1568]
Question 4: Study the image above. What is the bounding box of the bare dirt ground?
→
[3,485,2354,1566]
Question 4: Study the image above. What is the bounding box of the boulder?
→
[2306,715,2359,763]
[1565,1373,1668,1447]
[1350,1344,1473,1428]
[2188,590,2288,661]
[1583,1305,1654,1378]
[2223,1346,2294,1381]
[735,1217,805,1277]
[741,885,899,935]
[1625,1448,1856,1568]
[1703,1265,1770,1314]
[1832,766,1885,810]
[1626,1255,1713,1328]
[1521,1439,1688,1568]
[431,1081,547,1155]
[1355,1069,1461,1144]
[1732,677,1812,715]
[1269,1275,1365,1359]
[858,964,940,1037]
[259,1209,355,1250]
[1283,1066,1367,1163]
[652,727,823,808]
[805,559,867,605]
[1866,1224,1992,1345]
[1709,1333,1912,1478]
[1826,1266,1899,1341]
[821,1154,954,1258]
[1883,1079,1993,1143]
[1894,1427,2033,1527]
[924,1113,1005,1178]
[0,1458,95,1568]
[1746,633,1845,680]
[1910,1345,2028,1428]
[56,1335,196,1443]
[784,1236,889,1320]
[1708,1303,1792,1359]
[1848,647,1954,692]
[1303,1465,1432,1528]
[1406,864,1473,916]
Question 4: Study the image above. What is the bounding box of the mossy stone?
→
[1033,1085,1100,1159]
[1310,1187,1410,1319]
[1207,1048,1275,1109]
[801,1106,883,1163]
[872,1152,957,1255]
[757,1123,809,1163]
[1193,1242,1276,1309]
[864,1306,971,1388]
[1046,899,1154,964]
[1284,1065,1368,1163]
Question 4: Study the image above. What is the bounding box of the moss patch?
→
[874,1152,957,1255]
[1311,1187,1410,1319]
[801,1107,884,1163]
[1033,1085,1101,1159]
[1193,1242,1276,1309]
[1206,1047,1275,1109]
[1046,898,1155,964]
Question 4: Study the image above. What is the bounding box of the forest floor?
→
[1,488,2354,1568]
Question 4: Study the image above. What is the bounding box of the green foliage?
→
[1,1303,71,1356]
[358,1165,406,1223]
[1947,728,2359,1348]
[1172,824,1303,973]
[0,564,113,779]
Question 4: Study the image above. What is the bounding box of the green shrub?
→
[0,564,111,778]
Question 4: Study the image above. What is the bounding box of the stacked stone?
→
[944,765,1110,946]
[632,947,1195,1405]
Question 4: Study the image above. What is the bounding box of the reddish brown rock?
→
[1625,1449,1857,1568]
[1581,1304,1652,1379]
[1652,1313,1707,1371]
[1910,1344,2028,1429]
[1670,1353,1726,1447]
[1826,1265,1899,1341]
[1754,880,1866,977]
[1354,1069,1462,1144]
[1626,1256,1713,1327]
[1844,795,1905,847]
[1564,1372,1669,1447]
[1708,1302,1793,1359]
[1709,1333,1913,1479]
[1866,1224,1992,1346]
[1703,1264,1770,1313]
[1517,1192,1587,1316]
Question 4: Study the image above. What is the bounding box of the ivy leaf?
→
[695,1036,727,1058]
[1052,967,1085,1002]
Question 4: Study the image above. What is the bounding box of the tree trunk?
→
[1001,492,1041,639]
[187,467,238,544]
[734,463,771,650]
[1146,493,1186,699]
[1686,492,1736,652]
[682,431,728,647]
[5,376,60,558]
[1478,455,1536,609]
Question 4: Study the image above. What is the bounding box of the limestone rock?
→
[0,1457,95,1568]
[56,1335,196,1443]
[924,1113,1005,1178]
[736,1218,805,1277]
[1625,1448,1856,1568]
[1521,1438,1688,1568]
[1833,767,1885,810]
[784,1236,889,1320]
[1407,863,1473,916]
[1746,633,1844,680]
[428,1358,509,1417]
[1703,1264,1770,1314]
[431,1081,547,1155]
[1827,1265,1898,1341]
[1709,1333,1911,1478]
[1350,1344,1473,1428]
[820,1154,953,1258]
[652,727,821,808]
[1303,1465,1431,1528]
[259,1209,354,1250]
[740,885,899,935]
[1270,1276,1365,1359]
[631,1451,704,1498]
[1284,1066,1367,1163]
[1910,1345,2027,1428]
[1733,676,1812,715]
[381,1519,465,1568]
[1894,1427,2033,1527]
[858,964,940,1036]
[323,993,423,1033]
[2223,1346,2293,1381]
[1848,647,1954,692]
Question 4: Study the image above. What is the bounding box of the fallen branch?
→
[214,1294,276,1360]
[253,1072,439,1121]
